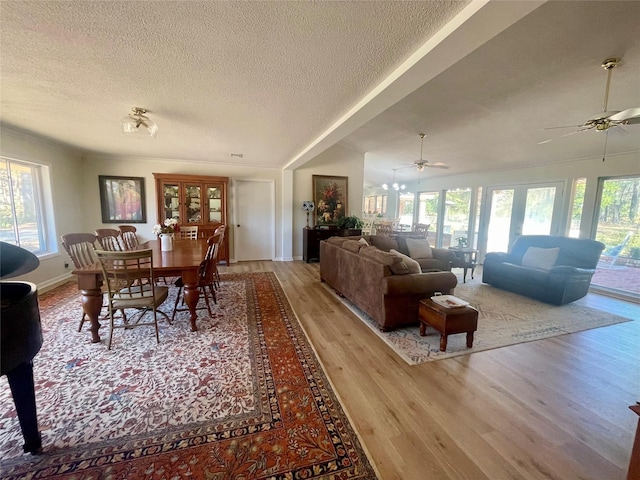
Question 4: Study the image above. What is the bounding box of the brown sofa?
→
[319,236,457,331]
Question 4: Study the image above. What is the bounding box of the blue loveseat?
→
[482,235,605,305]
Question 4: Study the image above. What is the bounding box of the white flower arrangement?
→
[152,218,179,235]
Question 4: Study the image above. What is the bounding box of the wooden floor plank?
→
[223,260,640,480]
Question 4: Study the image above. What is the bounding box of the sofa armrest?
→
[484,252,518,264]
[431,248,455,265]
[548,265,596,277]
[383,271,457,296]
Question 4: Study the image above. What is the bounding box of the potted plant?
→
[338,215,364,236]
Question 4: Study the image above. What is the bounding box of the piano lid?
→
[0,242,40,279]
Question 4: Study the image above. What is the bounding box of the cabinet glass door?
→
[207,186,223,223]
[162,183,180,221]
[185,184,202,223]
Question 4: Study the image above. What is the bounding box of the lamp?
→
[302,200,315,229]
[382,169,405,191]
[121,107,158,138]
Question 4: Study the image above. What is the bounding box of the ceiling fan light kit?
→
[121,107,158,138]
[382,169,405,191]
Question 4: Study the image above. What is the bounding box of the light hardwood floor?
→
[222,260,639,480]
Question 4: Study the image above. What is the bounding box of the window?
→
[364,195,387,215]
[418,191,440,245]
[0,157,53,255]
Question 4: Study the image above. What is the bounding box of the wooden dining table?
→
[72,238,208,343]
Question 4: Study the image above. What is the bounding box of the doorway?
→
[233,179,275,261]
[481,182,564,258]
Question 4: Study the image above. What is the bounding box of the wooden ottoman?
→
[418,299,478,352]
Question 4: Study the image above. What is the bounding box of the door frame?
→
[479,181,565,261]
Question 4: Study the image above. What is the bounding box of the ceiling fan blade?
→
[539,127,591,145]
[544,123,586,131]
[429,163,450,169]
[608,107,640,122]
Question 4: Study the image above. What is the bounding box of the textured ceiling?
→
[353,0,640,187]
[0,0,468,166]
[1,1,639,185]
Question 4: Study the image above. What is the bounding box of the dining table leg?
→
[181,270,200,332]
[80,288,103,343]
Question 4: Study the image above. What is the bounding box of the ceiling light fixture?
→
[382,169,405,191]
[121,107,158,138]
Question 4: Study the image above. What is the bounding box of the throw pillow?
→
[390,249,421,274]
[358,237,370,246]
[521,246,560,270]
[406,237,433,259]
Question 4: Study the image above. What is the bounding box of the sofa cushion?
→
[406,238,433,259]
[359,246,409,275]
[390,249,421,274]
[368,235,398,252]
[326,236,348,246]
[521,246,560,270]
[343,239,364,253]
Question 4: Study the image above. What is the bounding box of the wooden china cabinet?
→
[153,173,229,264]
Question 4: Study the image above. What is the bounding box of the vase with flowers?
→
[153,218,179,251]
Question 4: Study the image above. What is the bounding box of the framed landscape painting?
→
[313,175,348,226]
[99,175,147,223]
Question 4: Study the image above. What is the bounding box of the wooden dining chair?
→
[61,233,102,331]
[178,226,199,239]
[95,249,170,349]
[171,234,218,322]
[412,223,430,238]
[118,225,140,250]
[374,222,393,236]
[95,228,125,251]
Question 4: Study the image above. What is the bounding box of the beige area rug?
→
[324,280,633,365]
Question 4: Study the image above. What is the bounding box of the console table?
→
[303,228,361,263]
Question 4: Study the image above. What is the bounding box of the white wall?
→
[1,128,85,288]
[291,144,364,259]
[81,155,282,261]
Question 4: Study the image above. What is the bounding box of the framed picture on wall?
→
[312,175,348,226]
[99,175,147,223]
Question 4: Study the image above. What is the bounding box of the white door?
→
[481,182,564,258]
[233,179,274,261]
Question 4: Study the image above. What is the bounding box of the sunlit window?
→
[0,157,53,255]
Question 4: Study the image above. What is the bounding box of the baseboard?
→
[39,273,74,294]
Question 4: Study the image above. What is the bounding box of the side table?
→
[449,247,478,283]
[418,299,478,352]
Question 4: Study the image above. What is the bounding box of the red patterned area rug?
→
[0,272,377,479]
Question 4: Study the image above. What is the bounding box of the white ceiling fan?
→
[401,133,450,171]
[539,58,640,144]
